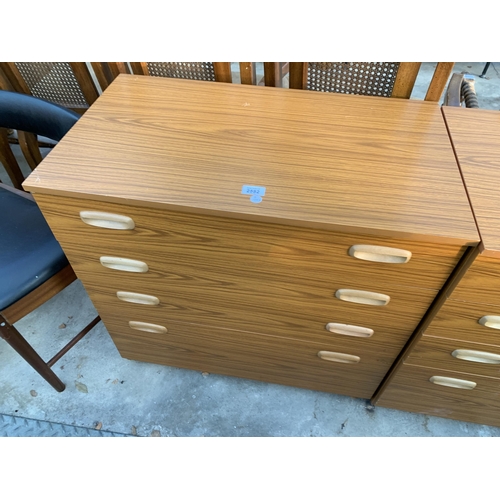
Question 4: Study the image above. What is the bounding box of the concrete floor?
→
[1,62,500,437]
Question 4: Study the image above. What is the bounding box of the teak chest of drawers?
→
[376,107,500,426]
[23,75,479,401]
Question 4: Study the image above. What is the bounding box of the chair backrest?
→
[270,62,454,102]
[129,62,233,83]
[0,90,80,141]
[97,62,262,88]
[0,62,101,114]
[443,73,479,108]
[0,90,80,189]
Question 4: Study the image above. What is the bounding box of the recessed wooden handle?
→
[335,289,390,306]
[429,376,476,390]
[129,321,167,334]
[478,316,500,330]
[80,211,135,230]
[317,351,360,364]
[325,323,374,338]
[116,291,160,305]
[348,245,412,264]
[100,256,148,273]
[452,349,500,364]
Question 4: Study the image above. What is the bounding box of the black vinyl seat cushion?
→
[0,188,69,311]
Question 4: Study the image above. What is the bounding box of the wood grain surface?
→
[422,298,500,347]
[98,313,395,398]
[450,256,500,305]
[376,363,500,427]
[34,194,469,292]
[71,264,432,346]
[443,107,500,254]
[23,75,478,244]
[407,334,500,379]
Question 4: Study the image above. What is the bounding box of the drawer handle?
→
[478,316,500,330]
[429,376,476,390]
[129,321,167,334]
[335,289,390,306]
[100,256,148,273]
[325,323,374,338]
[116,291,160,305]
[348,245,412,264]
[80,211,135,230]
[317,351,360,364]
[452,349,500,364]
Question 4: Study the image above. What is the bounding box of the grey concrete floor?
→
[1,63,500,437]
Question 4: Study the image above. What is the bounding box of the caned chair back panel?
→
[287,62,454,101]
[0,62,100,112]
[128,62,233,83]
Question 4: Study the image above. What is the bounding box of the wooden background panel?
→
[423,299,500,347]
[443,107,500,253]
[24,76,478,244]
[34,194,469,292]
[408,335,500,379]
[376,363,500,427]
[100,315,391,399]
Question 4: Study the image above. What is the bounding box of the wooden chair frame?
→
[0,62,106,180]
[128,62,233,83]
[443,72,479,108]
[95,62,261,88]
[267,62,454,102]
[0,62,101,113]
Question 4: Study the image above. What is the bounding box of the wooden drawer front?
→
[423,299,500,347]
[99,314,394,399]
[407,335,500,379]
[377,363,500,427]
[62,245,442,320]
[35,194,466,292]
[69,258,433,346]
[451,256,500,306]
[91,297,409,369]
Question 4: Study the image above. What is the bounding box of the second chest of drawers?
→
[375,106,500,426]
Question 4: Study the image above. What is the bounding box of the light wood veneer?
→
[22,76,479,399]
[376,107,500,426]
[376,363,500,427]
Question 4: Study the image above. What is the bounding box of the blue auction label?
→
[241,185,266,204]
[241,185,266,196]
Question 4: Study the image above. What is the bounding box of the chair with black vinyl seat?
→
[0,62,106,181]
[0,90,101,392]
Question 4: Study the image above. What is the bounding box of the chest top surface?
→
[443,106,500,256]
[23,74,478,244]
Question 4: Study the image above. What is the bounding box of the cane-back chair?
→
[265,62,455,102]
[0,62,106,179]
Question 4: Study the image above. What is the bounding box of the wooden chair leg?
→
[0,315,65,392]
[0,314,101,392]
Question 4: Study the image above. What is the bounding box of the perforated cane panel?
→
[307,62,401,97]
[146,62,216,81]
[14,62,89,108]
